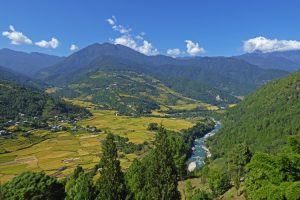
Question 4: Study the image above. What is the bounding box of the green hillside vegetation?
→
[0,81,91,125]
[48,70,211,116]
[245,136,300,199]
[38,43,287,107]
[208,70,300,157]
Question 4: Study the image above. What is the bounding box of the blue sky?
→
[1,0,300,57]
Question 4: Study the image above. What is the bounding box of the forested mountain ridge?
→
[236,50,300,72]
[36,43,287,106]
[208,70,300,158]
[0,48,64,76]
[0,65,46,88]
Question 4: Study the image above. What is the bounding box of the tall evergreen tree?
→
[227,143,252,194]
[95,133,127,200]
[65,166,95,200]
[143,127,181,200]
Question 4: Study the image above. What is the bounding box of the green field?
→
[0,103,194,183]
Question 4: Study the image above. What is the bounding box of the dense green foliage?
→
[65,166,95,200]
[126,127,181,200]
[95,133,127,200]
[227,143,252,193]
[208,70,300,157]
[0,81,91,124]
[245,136,300,200]
[2,172,65,200]
[147,122,159,131]
[208,169,232,197]
[114,135,144,154]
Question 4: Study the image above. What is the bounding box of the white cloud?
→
[70,44,79,51]
[2,25,32,45]
[114,35,137,49]
[107,16,158,55]
[35,37,59,49]
[138,40,158,55]
[185,40,205,56]
[167,48,181,57]
[243,36,300,53]
[107,16,116,25]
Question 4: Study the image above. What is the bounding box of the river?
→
[187,120,222,171]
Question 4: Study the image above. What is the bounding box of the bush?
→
[147,122,159,131]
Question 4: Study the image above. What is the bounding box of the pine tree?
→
[65,166,94,200]
[227,143,252,195]
[95,133,127,200]
[143,126,181,200]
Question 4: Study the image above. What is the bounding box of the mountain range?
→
[236,50,300,72]
[0,48,64,76]
[35,43,288,105]
[2,43,300,109]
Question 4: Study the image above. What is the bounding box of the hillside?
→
[208,70,300,157]
[46,70,210,116]
[0,80,91,125]
[0,66,46,88]
[37,43,287,106]
[0,48,64,76]
[236,50,300,72]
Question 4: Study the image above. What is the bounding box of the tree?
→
[66,173,94,200]
[65,166,95,200]
[208,169,231,197]
[147,122,159,131]
[73,165,84,179]
[125,126,181,199]
[167,134,188,179]
[2,172,65,200]
[143,127,181,200]
[0,183,4,200]
[125,159,145,199]
[227,143,252,194]
[95,133,127,200]
[245,136,300,199]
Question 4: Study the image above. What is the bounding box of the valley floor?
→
[0,104,194,183]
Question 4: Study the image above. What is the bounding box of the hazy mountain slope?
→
[37,43,287,106]
[0,48,64,76]
[0,66,46,88]
[236,50,300,72]
[208,70,300,157]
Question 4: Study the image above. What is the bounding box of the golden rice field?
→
[0,104,194,183]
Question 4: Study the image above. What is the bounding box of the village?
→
[0,112,100,139]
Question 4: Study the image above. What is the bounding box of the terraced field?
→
[0,104,194,183]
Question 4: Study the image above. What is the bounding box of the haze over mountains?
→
[236,50,300,72]
[0,48,64,76]
[1,43,299,108]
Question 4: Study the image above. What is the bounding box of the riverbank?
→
[187,120,221,171]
